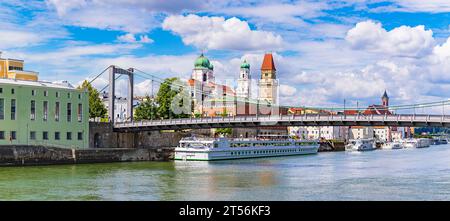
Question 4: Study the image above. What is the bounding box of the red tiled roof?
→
[363,105,391,115]
[261,53,276,71]
[344,110,359,115]
[187,79,196,86]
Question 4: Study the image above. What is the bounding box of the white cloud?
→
[346,20,435,57]
[45,0,87,16]
[45,0,206,33]
[134,79,160,97]
[221,1,328,27]
[377,0,450,13]
[162,14,283,51]
[0,29,43,49]
[280,84,297,96]
[433,37,450,59]
[117,33,154,44]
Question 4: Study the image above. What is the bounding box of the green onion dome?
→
[240,59,250,69]
[194,53,211,69]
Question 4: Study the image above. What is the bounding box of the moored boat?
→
[345,139,376,151]
[402,138,430,148]
[382,142,403,150]
[174,135,319,161]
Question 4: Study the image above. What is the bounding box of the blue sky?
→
[1,0,450,112]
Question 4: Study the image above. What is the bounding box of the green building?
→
[0,78,89,148]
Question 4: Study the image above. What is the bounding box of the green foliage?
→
[216,128,232,136]
[193,112,202,118]
[413,134,433,139]
[134,95,158,120]
[220,109,228,117]
[156,77,190,119]
[78,80,107,118]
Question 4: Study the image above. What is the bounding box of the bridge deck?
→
[112,114,450,132]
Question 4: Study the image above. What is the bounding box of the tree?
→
[216,128,232,137]
[156,77,191,119]
[78,80,107,118]
[220,109,228,117]
[134,95,158,120]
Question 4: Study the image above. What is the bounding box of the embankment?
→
[0,145,173,166]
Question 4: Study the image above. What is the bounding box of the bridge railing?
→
[113,113,450,128]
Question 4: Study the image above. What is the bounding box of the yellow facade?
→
[0,58,38,81]
[7,71,38,81]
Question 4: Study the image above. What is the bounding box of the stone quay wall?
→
[89,122,186,149]
[0,145,174,166]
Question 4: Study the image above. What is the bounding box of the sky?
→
[1,0,450,112]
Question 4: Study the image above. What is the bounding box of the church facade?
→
[187,53,281,117]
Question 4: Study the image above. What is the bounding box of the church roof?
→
[382,90,389,99]
[194,53,213,70]
[261,53,276,71]
[240,60,250,69]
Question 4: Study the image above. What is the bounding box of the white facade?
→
[102,95,129,122]
[391,130,403,141]
[192,67,214,84]
[374,127,389,141]
[237,66,251,99]
[350,127,374,140]
[258,79,278,105]
[289,126,346,140]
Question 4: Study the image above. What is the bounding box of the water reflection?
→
[0,145,450,200]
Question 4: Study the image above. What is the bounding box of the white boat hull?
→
[175,145,319,161]
[382,142,403,149]
[346,139,376,151]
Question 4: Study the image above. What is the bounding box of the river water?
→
[1,144,450,201]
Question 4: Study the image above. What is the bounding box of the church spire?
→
[382,90,389,106]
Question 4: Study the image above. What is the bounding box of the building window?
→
[68,93,71,99]
[78,94,81,99]
[43,131,48,140]
[11,99,16,120]
[55,132,60,140]
[55,102,60,122]
[66,132,72,140]
[0,88,2,93]
[0,131,4,139]
[11,88,14,94]
[44,91,48,96]
[77,132,83,140]
[31,90,35,96]
[0,98,4,120]
[30,100,35,120]
[8,66,23,71]
[56,92,59,98]
[10,131,16,140]
[67,103,72,122]
[78,103,82,122]
[43,101,48,121]
[30,131,36,140]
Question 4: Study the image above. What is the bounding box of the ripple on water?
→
[1,146,450,200]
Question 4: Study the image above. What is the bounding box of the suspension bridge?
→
[86,65,450,132]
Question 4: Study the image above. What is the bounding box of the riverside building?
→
[0,55,89,148]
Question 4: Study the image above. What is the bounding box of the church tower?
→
[382,90,389,106]
[258,53,278,104]
[191,53,214,84]
[237,60,251,99]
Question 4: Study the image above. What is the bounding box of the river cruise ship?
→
[402,138,431,148]
[174,135,319,161]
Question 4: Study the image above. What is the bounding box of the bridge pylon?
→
[108,65,134,124]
